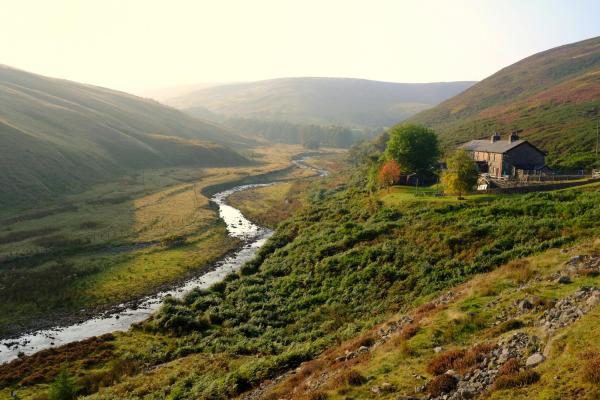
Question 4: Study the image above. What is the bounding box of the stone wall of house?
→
[472,151,504,177]
[503,143,545,173]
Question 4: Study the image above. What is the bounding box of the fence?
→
[476,177,600,195]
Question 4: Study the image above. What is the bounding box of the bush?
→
[48,368,79,400]
[427,343,496,375]
[583,353,600,385]
[343,370,366,386]
[309,391,328,400]
[493,370,540,389]
[498,358,521,376]
[427,374,457,397]
[400,323,420,340]
[427,350,466,375]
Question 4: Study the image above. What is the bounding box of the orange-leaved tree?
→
[378,160,401,191]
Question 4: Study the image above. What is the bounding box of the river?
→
[0,184,273,364]
[0,158,327,364]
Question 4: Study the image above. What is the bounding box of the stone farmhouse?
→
[461,131,549,179]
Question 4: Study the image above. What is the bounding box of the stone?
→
[434,346,444,353]
[381,382,395,392]
[587,294,600,308]
[519,299,534,310]
[557,275,572,284]
[358,345,369,353]
[396,396,418,400]
[526,353,545,368]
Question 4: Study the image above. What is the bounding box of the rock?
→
[434,346,444,353]
[587,294,600,308]
[557,275,572,284]
[371,386,381,394]
[396,396,418,400]
[569,255,583,265]
[358,345,369,353]
[519,299,534,310]
[526,353,545,368]
[381,382,395,392]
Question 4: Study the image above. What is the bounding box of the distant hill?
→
[409,36,600,168]
[165,77,475,128]
[0,65,251,207]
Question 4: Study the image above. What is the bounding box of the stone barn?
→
[461,131,548,178]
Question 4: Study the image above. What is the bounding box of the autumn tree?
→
[385,124,440,178]
[378,160,401,191]
[441,149,479,199]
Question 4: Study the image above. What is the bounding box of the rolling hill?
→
[409,36,600,168]
[164,77,475,128]
[0,65,252,208]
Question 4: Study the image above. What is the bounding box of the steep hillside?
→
[410,36,600,167]
[165,77,475,128]
[0,65,252,207]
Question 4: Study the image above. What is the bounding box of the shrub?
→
[415,302,437,316]
[427,350,466,375]
[48,368,79,400]
[400,323,420,340]
[453,343,496,372]
[583,353,600,385]
[498,358,521,376]
[493,370,540,389]
[427,343,495,375]
[427,374,457,397]
[342,370,366,386]
[309,391,328,400]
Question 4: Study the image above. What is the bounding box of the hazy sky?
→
[2,0,599,94]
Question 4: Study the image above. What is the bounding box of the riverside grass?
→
[0,144,311,336]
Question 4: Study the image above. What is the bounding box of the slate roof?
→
[461,139,545,155]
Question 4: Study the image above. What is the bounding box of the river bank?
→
[0,155,329,364]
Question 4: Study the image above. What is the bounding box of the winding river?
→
[0,158,327,364]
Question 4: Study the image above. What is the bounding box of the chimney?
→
[509,131,520,142]
[490,132,501,143]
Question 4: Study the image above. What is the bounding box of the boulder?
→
[557,275,572,284]
[526,353,545,368]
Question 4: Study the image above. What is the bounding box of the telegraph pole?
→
[596,117,600,158]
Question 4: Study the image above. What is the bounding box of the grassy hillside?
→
[165,77,475,128]
[0,65,253,207]
[409,36,600,168]
[5,165,600,399]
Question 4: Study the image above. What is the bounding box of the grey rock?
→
[557,275,572,284]
[526,353,545,368]
[434,346,444,353]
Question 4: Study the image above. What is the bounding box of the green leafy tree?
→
[48,368,79,400]
[442,149,479,199]
[384,124,440,178]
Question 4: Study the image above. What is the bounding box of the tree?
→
[385,124,440,178]
[377,160,402,191]
[48,368,79,400]
[441,149,479,199]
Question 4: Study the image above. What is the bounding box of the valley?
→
[0,145,330,339]
[1,10,599,400]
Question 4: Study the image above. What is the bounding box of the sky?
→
[2,0,600,94]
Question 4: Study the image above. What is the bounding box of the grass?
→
[260,239,600,399]
[0,144,315,336]
[6,165,600,399]
[379,184,499,205]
